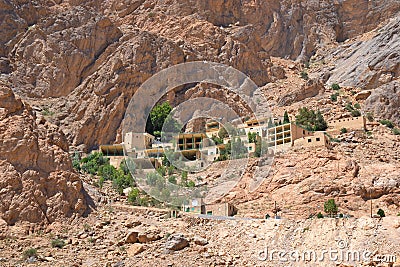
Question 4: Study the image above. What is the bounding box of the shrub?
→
[98,176,105,188]
[354,103,361,109]
[51,239,66,248]
[397,213,400,216]
[366,112,374,122]
[300,70,309,80]
[377,209,385,218]
[317,212,324,219]
[127,188,140,204]
[324,199,338,217]
[330,93,339,102]
[218,126,229,139]
[283,111,290,124]
[393,128,400,135]
[23,248,37,260]
[168,175,177,184]
[331,83,340,90]
[345,103,354,112]
[351,110,361,117]
[187,180,196,187]
[380,120,394,129]
[340,128,347,134]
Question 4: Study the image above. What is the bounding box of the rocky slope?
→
[1,0,399,150]
[0,82,89,226]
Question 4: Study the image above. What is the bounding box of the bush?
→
[366,112,374,122]
[300,70,309,80]
[317,212,324,219]
[187,180,196,187]
[393,128,400,135]
[354,103,361,109]
[380,120,394,129]
[23,248,37,259]
[340,128,347,134]
[168,175,177,184]
[324,199,338,217]
[351,110,361,117]
[127,188,140,204]
[377,209,385,218]
[376,209,385,218]
[330,93,339,102]
[331,83,340,90]
[51,239,66,248]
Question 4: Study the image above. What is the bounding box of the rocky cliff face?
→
[1,0,399,149]
[0,82,88,225]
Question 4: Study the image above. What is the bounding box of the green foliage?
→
[227,137,248,159]
[345,103,354,112]
[283,111,290,124]
[267,118,274,128]
[377,209,385,218]
[393,128,400,135]
[23,248,37,259]
[340,128,347,134]
[150,102,172,133]
[317,212,324,219]
[168,175,177,184]
[351,110,361,117]
[380,119,394,129]
[181,171,188,186]
[300,70,309,80]
[324,199,338,217]
[157,166,167,176]
[265,214,270,219]
[72,152,81,171]
[80,152,108,175]
[112,170,133,194]
[98,176,105,189]
[331,83,340,90]
[330,92,339,102]
[41,107,54,116]
[51,239,66,248]
[211,135,223,145]
[248,132,258,143]
[187,180,196,187]
[218,126,229,139]
[127,188,140,204]
[167,165,175,175]
[366,112,374,122]
[295,107,327,131]
[354,103,361,109]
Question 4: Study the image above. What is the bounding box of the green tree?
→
[283,111,290,124]
[149,102,172,135]
[128,188,140,204]
[218,126,229,139]
[317,212,324,219]
[296,108,327,131]
[377,209,385,218]
[248,132,257,143]
[331,83,340,90]
[340,128,347,134]
[324,199,338,217]
[267,118,274,128]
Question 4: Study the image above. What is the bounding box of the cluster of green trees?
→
[74,152,134,194]
[295,107,328,131]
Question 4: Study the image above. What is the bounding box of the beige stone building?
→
[293,131,331,149]
[328,116,366,132]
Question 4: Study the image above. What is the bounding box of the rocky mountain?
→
[1,0,399,150]
[0,82,89,226]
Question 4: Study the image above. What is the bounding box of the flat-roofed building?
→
[293,131,331,149]
[99,144,124,168]
[125,132,155,151]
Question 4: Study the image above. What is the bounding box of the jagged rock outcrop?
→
[325,16,400,89]
[364,80,400,126]
[10,6,122,98]
[0,83,88,225]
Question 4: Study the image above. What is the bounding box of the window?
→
[316,138,320,141]
[308,139,311,143]
[249,147,252,150]
[303,130,305,134]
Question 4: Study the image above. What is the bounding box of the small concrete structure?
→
[328,116,366,132]
[293,131,331,149]
[181,198,237,217]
